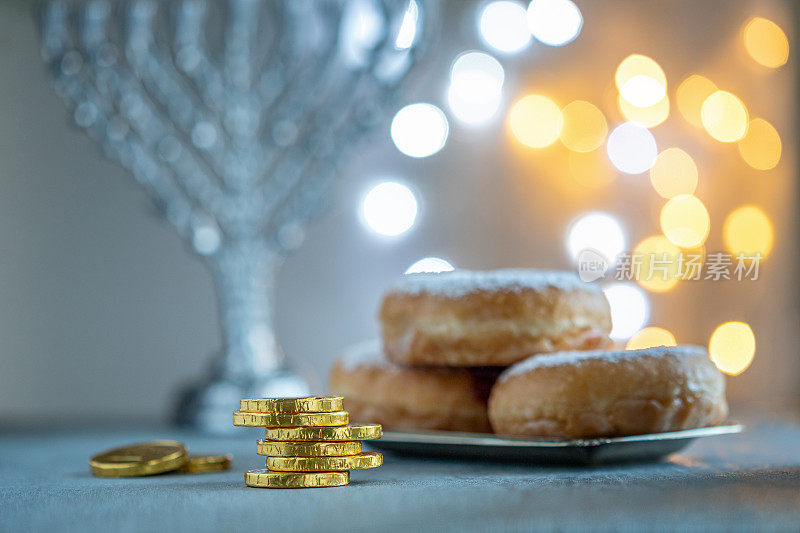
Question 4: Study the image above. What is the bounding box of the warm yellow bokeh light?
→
[568,150,615,189]
[709,321,755,376]
[626,327,677,350]
[618,94,669,128]
[660,195,710,248]
[509,95,563,148]
[559,100,608,152]
[737,118,781,170]
[615,54,667,108]
[649,148,698,199]
[632,235,681,292]
[743,17,789,68]
[676,75,717,128]
[701,91,749,142]
[723,205,774,258]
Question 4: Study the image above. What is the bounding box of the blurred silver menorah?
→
[37,0,436,432]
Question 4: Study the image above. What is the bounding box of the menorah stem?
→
[210,240,283,379]
[174,238,309,432]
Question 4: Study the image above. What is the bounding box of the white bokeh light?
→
[567,212,626,264]
[405,257,455,274]
[361,182,418,236]
[390,103,449,158]
[603,283,650,340]
[527,0,583,47]
[479,1,532,53]
[606,122,658,174]
[620,75,666,108]
[447,51,505,125]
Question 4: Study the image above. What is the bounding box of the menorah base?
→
[173,369,310,434]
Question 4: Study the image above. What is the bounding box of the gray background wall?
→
[0,0,796,423]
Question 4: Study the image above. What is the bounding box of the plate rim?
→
[377,423,744,449]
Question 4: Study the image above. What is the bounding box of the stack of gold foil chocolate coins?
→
[233,396,382,488]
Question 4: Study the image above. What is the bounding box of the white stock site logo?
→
[577,248,610,282]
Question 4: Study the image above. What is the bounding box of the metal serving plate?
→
[369,424,743,465]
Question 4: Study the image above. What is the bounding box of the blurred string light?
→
[361,181,418,236]
[509,94,563,148]
[660,195,710,248]
[649,148,698,199]
[479,1,531,54]
[701,91,748,143]
[618,94,669,128]
[405,257,455,274]
[606,122,658,174]
[737,118,781,170]
[526,0,583,47]
[390,103,449,158]
[742,17,789,68]
[632,235,681,292]
[723,205,774,258]
[626,327,677,350]
[676,75,717,128]
[709,321,756,375]
[448,51,505,125]
[394,0,419,49]
[568,150,615,189]
[603,283,650,340]
[566,212,626,264]
[615,55,667,108]
[559,100,608,152]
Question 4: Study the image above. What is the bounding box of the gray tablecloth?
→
[1,420,799,532]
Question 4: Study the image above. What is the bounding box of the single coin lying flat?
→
[245,469,350,489]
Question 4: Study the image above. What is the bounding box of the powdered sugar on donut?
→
[388,269,598,298]
[337,340,399,372]
[499,345,708,382]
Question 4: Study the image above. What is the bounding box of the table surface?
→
[2,419,800,532]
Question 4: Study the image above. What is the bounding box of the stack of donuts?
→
[329,269,728,439]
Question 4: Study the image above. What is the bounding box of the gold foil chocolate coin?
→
[245,469,349,489]
[232,411,349,427]
[257,440,361,457]
[267,451,383,472]
[265,423,382,442]
[178,454,233,473]
[239,397,344,413]
[89,440,187,477]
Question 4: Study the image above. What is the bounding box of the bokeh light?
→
[526,0,583,47]
[632,235,682,292]
[566,212,626,263]
[660,195,710,248]
[649,148,699,199]
[405,257,455,274]
[448,51,505,125]
[390,103,449,158]
[615,55,666,105]
[568,150,615,189]
[603,283,650,340]
[737,118,781,170]
[479,1,532,53]
[626,327,677,350]
[723,205,774,258]
[743,17,789,68]
[394,0,419,49]
[620,75,666,108]
[618,94,670,128]
[701,91,748,143]
[509,94,563,148]
[676,75,717,128]
[606,122,658,174]
[361,181,418,236]
[709,321,756,375]
[559,100,608,152]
